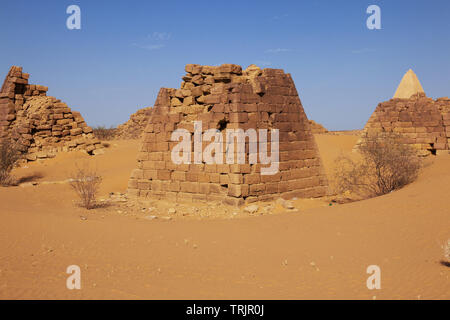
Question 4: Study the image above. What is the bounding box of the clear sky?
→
[1,0,449,130]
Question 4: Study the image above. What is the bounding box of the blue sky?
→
[1,0,449,130]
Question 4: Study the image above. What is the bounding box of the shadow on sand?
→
[15,172,44,184]
[439,260,450,267]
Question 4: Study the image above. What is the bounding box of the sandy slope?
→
[313,133,359,178]
[0,137,448,299]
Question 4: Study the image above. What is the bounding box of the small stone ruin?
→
[0,66,103,161]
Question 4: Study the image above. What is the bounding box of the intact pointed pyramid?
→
[393,69,425,99]
[355,69,450,156]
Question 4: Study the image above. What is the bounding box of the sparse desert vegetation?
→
[92,126,117,141]
[1,63,448,300]
[1,137,449,299]
[443,239,450,267]
[334,132,422,200]
[1,63,448,301]
[69,164,102,209]
[0,138,20,186]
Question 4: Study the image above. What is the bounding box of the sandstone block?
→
[70,128,83,136]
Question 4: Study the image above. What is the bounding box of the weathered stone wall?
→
[128,64,328,206]
[116,106,153,139]
[0,66,103,160]
[437,99,450,151]
[355,93,450,155]
[309,120,328,134]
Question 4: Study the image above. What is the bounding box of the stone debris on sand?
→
[244,204,259,214]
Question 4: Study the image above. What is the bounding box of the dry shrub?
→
[0,139,20,186]
[444,239,450,261]
[69,165,102,209]
[334,132,421,200]
[441,239,450,267]
[92,126,117,141]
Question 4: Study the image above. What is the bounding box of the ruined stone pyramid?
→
[355,70,450,155]
[0,66,103,161]
[393,69,425,99]
[128,64,328,205]
[115,106,153,139]
[309,120,328,134]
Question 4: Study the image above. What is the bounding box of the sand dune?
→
[0,136,448,299]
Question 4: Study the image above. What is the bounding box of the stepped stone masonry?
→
[0,66,103,160]
[128,63,328,206]
[309,120,328,134]
[116,106,153,139]
[355,70,450,155]
[355,93,450,155]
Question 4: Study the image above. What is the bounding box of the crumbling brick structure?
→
[309,120,328,134]
[116,106,153,139]
[355,73,450,156]
[128,64,328,205]
[0,66,103,161]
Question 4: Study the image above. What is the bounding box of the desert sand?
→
[0,134,448,299]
